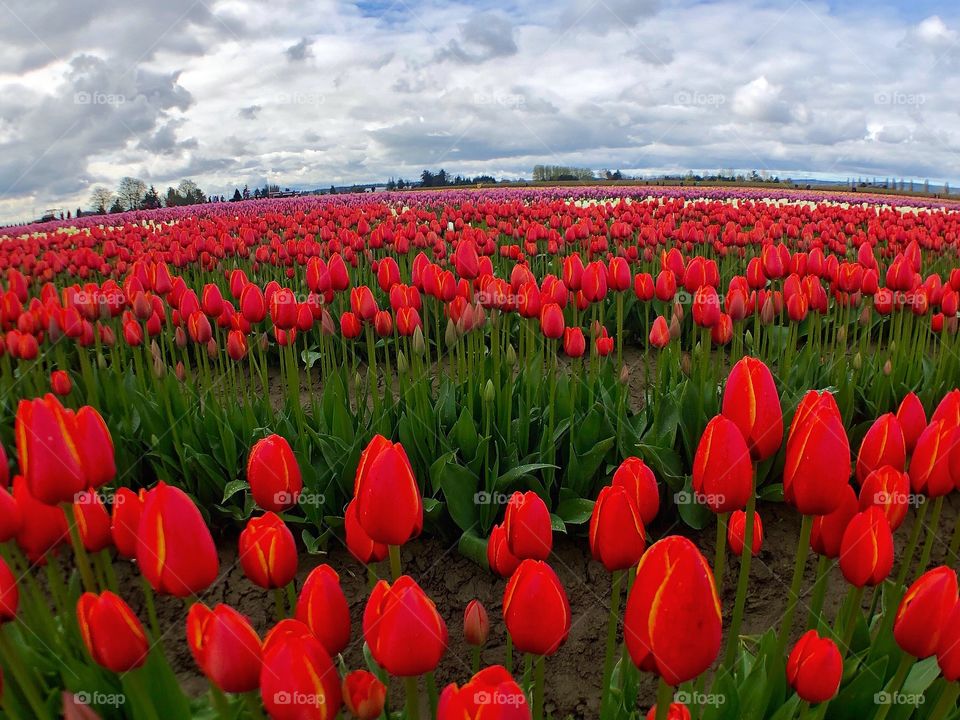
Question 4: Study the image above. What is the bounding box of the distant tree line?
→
[87,177,208,215]
[402,170,499,189]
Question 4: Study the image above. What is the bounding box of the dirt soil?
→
[113,496,958,720]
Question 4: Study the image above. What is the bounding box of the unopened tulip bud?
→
[396,351,408,374]
[412,326,426,355]
[760,297,775,324]
[681,354,692,376]
[206,338,218,358]
[668,314,681,340]
[852,353,861,369]
[672,300,683,321]
[836,326,847,344]
[463,600,489,646]
[445,318,459,348]
[619,365,630,384]
[483,380,495,404]
[175,326,187,348]
[883,359,892,375]
[859,305,871,326]
[175,362,186,381]
[505,344,516,367]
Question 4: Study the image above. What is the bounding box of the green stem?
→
[714,513,728,593]
[61,502,98,593]
[273,588,286,622]
[472,645,481,674]
[141,575,163,651]
[914,495,943,581]
[388,545,402,581]
[836,586,865,657]
[928,682,960,720]
[724,486,756,667]
[0,628,49,719]
[533,655,545,720]
[806,556,830,632]
[404,676,420,720]
[505,633,513,674]
[895,499,928,589]
[778,514,814,656]
[600,570,624,718]
[654,679,674,720]
[244,691,267,719]
[425,672,438,720]
[872,654,914,720]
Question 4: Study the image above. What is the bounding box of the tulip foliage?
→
[1,186,960,718]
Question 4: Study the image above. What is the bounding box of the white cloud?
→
[0,0,959,222]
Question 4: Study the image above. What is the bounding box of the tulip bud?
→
[412,326,426,356]
[0,557,18,621]
[505,343,517,367]
[503,491,552,560]
[187,603,262,693]
[77,591,149,672]
[295,564,351,656]
[261,620,342,718]
[354,436,423,547]
[438,666,528,718]
[786,630,842,704]
[50,370,72,396]
[624,536,722,685]
[727,510,762,556]
[589,484,646,571]
[503,559,571,656]
[363,576,448,676]
[137,482,219,597]
[463,599,490,647]
[693,415,753,513]
[239,512,298,589]
[486,523,520,578]
[894,566,958,659]
[612,457,659,525]
[343,670,387,720]
[839,507,894,587]
[247,434,303,512]
[483,380,495,404]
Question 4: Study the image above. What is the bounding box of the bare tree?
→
[117,177,147,211]
[89,186,114,214]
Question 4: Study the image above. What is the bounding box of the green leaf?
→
[221,479,249,504]
[554,498,595,525]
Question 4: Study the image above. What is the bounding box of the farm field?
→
[1,184,960,719]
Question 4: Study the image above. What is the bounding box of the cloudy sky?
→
[0,0,958,222]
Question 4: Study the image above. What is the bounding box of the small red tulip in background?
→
[463,599,490,647]
[50,370,72,396]
[343,670,387,720]
[239,512,298,590]
[247,434,302,512]
[612,457,659,525]
[728,510,763,556]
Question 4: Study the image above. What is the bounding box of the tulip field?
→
[2,184,960,719]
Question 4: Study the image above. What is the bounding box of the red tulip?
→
[77,591,149,672]
[612,457,659,525]
[896,392,926,453]
[73,406,116,490]
[349,286,378,321]
[936,600,960,681]
[50,370,72,396]
[810,484,858,558]
[839,507,894,587]
[503,491,552,561]
[240,284,267,323]
[692,415,753,513]
[187,603,262,693]
[437,665,529,720]
[539,303,564,339]
[344,499,388,564]
[563,327,585,357]
[894,566,957,659]
[784,391,851,515]
[72,489,112,552]
[363,576,448,676]
[589,484,646,571]
[340,311,362,338]
[110,487,145,558]
[0,557,18,621]
[786,630,842,704]
[503,560,571,657]
[342,670,387,720]
[486,523,520,578]
[855,413,906,483]
[247,434,303,512]
[721,357,783,461]
[624,536,721,685]
[0,486,22,542]
[463,599,490,647]
[261,619,342,719]
[226,329,248,360]
[353,435,423,546]
[239,512,297,589]
[858,466,910,530]
[909,420,956,498]
[728,510,763,556]
[646,704,691,720]
[137,482,219,597]
[13,473,68,562]
[295,564,351,656]
[15,395,85,505]
[649,315,670,347]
